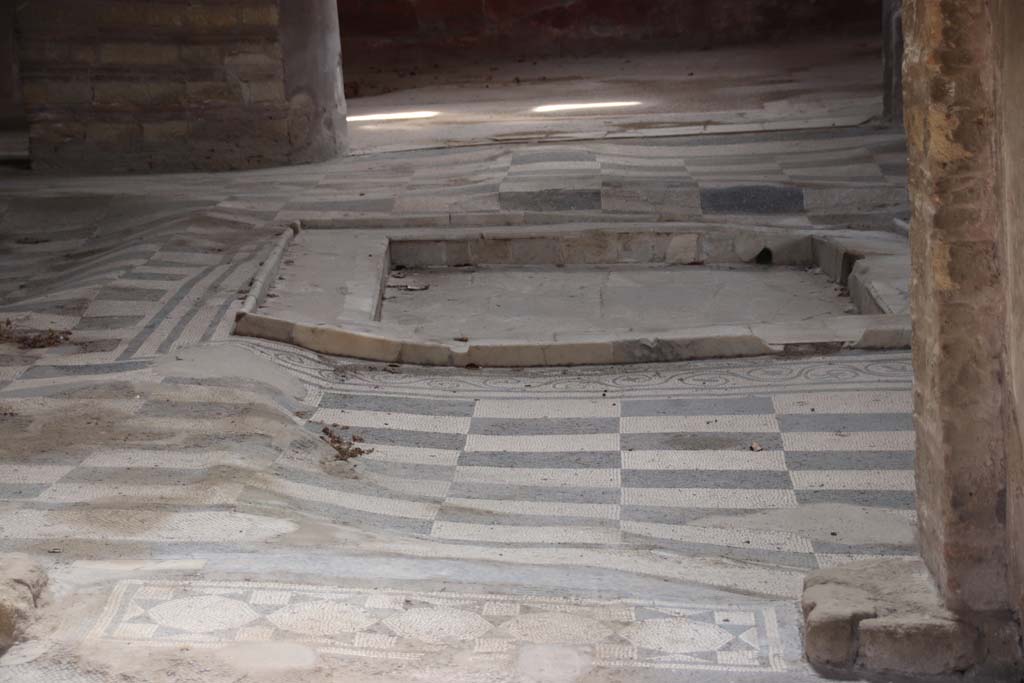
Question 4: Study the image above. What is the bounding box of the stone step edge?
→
[233,312,911,368]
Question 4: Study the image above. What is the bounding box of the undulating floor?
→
[0,44,919,681]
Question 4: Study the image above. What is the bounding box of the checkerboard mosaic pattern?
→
[88,579,786,674]
[0,343,916,576]
[295,385,916,570]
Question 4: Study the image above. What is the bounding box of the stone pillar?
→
[905,0,1008,616]
[881,0,903,124]
[801,0,1024,676]
[14,0,347,172]
[995,0,1024,627]
[0,1,23,129]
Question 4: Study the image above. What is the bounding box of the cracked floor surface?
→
[0,111,915,679]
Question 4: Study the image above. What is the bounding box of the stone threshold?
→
[234,222,911,367]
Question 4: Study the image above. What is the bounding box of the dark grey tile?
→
[779,413,913,433]
[622,397,773,417]
[96,286,168,302]
[500,190,601,212]
[620,533,817,569]
[340,426,466,451]
[785,451,915,471]
[622,469,792,489]
[457,451,620,469]
[445,481,619,504]
[811,540,917,555]
[20,361,151,379]
[320,393,476,416]
[700,185,805,214]
[469,417,618,436]
[0,484,47,500]
[621,432,783,452]
[436,507,617,528]
[795,489,915,509]
[75,316,145,331]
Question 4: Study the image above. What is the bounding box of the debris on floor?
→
[0,319,71,349]
[320,425,373,461]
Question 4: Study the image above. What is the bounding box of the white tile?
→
[81,450,245,469]
[361,445,460,466]
[311,409,471,435]
[38,483,243,505]
[455,467,620,488]
[431,521,621,545]
[622,488,798,509]
[773,391,912,414]
[473,399,620,419]
[620,415,779,434]
[0,509,295,543]
[444,497,620,520]
[252,478,438,520]
[782,431,914,451]
[815,553,916,568]
[464,434,619,452]
[362,473,451,499]
[790,470,915,491]
[621,520,813,553]
[622,450,787,471]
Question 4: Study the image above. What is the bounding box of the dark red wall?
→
[338,0,881,65]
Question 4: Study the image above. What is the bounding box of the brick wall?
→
[338,0,881,66]
[15,0,347,173]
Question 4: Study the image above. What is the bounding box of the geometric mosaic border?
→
[88,580,785,673]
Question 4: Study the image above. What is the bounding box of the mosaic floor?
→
[0,124,915,682]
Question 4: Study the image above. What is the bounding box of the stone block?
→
[225,51,284,81]
[470,238,513,264]
[858,616,976,676]
[99,42,179,66]
[612,329,772,364]
[799,558,1012,677]
[542,341,614,366]
[142,121,188,144]
[22,80,92,106]
[86,122,141,146]
[562,232,618,264]
[389,240,446,268]
[508,237,562,265]
[241,5,280,26]
[244,80,286,104]
[180,44,223,66]
[291,324,402,362]
[801,584,876,668]
[186,81,244,105]
[665,234,701,264]
[186,5,242,31]
[0,554,48,653]
[398,340,452,366]
[29,121,86,145]
[464,342,546,367]
[234,313,295,344]
[444,240,472,266]
[94,81,185,108]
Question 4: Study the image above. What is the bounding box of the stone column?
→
[15,0,347,172]
[882,0,903,124]
[801,0,1024,676]
[905,0,1007,616]
[0,1,23,128]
